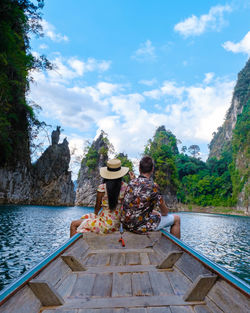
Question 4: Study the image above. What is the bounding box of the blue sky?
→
[30,0,250,177]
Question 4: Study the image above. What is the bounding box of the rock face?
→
[76,132,109,206]
[31,137,75,206]
[0,128,75,206]
[209,59,249,159]
[208,96,243,159]
[0,164,32,204]
[208,59,250,211]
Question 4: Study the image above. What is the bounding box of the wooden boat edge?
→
[160,229,250,297]
[0,233,83,306]
[0,230,249,309]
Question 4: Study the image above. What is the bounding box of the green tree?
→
[116,152,134,183]
[0,0,51,166]
[144,126,179,195]
[188,145,200,158]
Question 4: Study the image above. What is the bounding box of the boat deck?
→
[1,231,249,313]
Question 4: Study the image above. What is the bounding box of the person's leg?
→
[170,215,180,239]
[156,214,181,239]
[70,219,82,237]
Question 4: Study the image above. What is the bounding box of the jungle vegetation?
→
[0,0,51,167]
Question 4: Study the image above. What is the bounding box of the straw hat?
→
[100,159,129,179]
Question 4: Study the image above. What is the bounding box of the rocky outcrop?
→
[208,59,250,212]
[31,136,75,206]
[208,96,243,159]
[76,132,109,206]
[0,164,32,204]
[0,128,75,206]
[209,59,249,159]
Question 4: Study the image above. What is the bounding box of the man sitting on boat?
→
[70,159,129,237]
[121,156,180,238]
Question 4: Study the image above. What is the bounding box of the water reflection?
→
[180,212,250,283]
[0,206,249,291]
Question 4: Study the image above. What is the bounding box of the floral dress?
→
[77,181,128,234]
[121,175,162,233]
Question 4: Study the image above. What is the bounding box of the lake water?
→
[0,205,249,292]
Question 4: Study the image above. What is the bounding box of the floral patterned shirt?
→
[121,175,162,233]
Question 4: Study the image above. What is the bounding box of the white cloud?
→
[143,78,234,142]
[39,44,48,50]
[139,78,157,86]
[30,52,235,163]
[222,31,250,55]
[97,94,167,156]
[42,54,111,84]
[131,40,156,62]
[203,72,215,84]
[41,20,69,42]
[174,5,232,37]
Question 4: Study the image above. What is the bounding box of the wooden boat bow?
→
[0,231,249,313]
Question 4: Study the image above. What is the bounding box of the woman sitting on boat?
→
[70,159,129,236]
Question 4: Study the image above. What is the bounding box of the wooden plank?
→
[154,235,181,255]
[175,252,212,282]
[92,273,112,297]
[35,257,71,287]
[91,248,154,254]
[126,309,147,313]
[70,274,95,297]
[126,253,141,265]
[84,254,100,266]
[194,305,213,313]
[112,273,132,297]
[86,264,157,274]
[95,253,111,266]
[183,274,217,301]
[110,253,125,266]
[157,251,183,269]
[147,308,171,313]
[78,309,124,313]
[0,286,41,313]
[207,280,250,313]
[148,271,174,296]
[205,297,224,313]
[56,273,77,299]
[170,306,193,313]
[61,255,86,271]
[82,231,161,250]
[132,272,153,296]
[41,309,77,313]
[62,295,203,309]
[147,252,161,265]
[167,268,192,296]
[140,253,150,265]
[63,238,89,259]
[28,280,64,306]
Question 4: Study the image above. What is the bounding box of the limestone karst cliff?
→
[75,132,109,206]
[144,126,179,206]
[0,127,75,205]
[208,59,250,211]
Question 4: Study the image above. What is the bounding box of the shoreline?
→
[0,202,249,217]
[172,204,249,217]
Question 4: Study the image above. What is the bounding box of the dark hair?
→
[139,156,154,174]
[104,178,122,211]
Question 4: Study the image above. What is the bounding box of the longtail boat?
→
[0,230,249,313]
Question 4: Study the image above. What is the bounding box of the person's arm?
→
[94,191,104,215]
[159,197,169,216]
[129,171,136,180]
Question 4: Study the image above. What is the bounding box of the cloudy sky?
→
[30,0,250,178]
